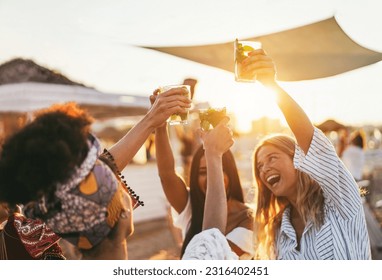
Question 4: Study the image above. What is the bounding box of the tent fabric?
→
[0,83,149,119]
[316,119,347,132]
[0,59,150,119]
[148,17,382,81]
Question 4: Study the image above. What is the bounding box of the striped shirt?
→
[276,127,371,260]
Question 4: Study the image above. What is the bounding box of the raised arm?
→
[154,124,189,214]
[201,117,234,233]
[244,50,314,154]
[181,118,237,260]
[107,87,191,171]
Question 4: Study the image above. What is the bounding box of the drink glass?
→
[199,107,226,131]
[159,84,191,125]
[234,39,262,82]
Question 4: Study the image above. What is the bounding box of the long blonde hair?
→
[253,134,324,259]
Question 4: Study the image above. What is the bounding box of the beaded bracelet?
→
[100,149,144,209]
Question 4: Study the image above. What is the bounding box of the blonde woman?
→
[244,49,371,259]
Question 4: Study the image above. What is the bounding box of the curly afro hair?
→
[0,102,93,205]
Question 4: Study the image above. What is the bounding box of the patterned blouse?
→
[276,127,371,259]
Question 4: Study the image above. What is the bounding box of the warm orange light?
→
[222,84,283,134]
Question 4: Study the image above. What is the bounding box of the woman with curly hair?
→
[0,87,191,260]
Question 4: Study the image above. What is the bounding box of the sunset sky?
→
[1,0,381,132]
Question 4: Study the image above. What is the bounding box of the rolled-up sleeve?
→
[293,127,361,220]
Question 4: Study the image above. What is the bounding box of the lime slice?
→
[243,45,255,52]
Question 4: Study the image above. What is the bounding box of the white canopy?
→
[0,83,149,118]
[0,0,381,125]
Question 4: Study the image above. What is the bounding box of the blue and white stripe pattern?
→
[276,127,371,259]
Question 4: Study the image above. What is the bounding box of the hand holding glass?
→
[159,85,191,125]
[234,39,262,82]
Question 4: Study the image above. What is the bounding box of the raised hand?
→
[199,116,234,157]
[241,49,277,87]
[148,87,191,129]
[242,49,314,153]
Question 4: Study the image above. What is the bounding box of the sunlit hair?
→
[0,102,93,205]
[180,145,244,257]
[252,134,324,259]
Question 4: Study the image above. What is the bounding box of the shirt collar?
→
[280,206,296,240]
[280,206,314,240]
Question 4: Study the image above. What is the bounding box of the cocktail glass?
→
[199,107,227,131]
[234,39,262,82]
[159,84,191,125]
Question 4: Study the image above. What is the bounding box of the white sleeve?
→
[341,147,364,181]
[182,228,239,260]
[171,195,192,239]
[226,227,255,257]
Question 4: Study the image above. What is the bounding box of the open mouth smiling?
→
[266,174,280,187]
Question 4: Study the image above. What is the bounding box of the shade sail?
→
[148,17,382,81]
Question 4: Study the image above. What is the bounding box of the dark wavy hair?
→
[180,145,244,256]
[350,131,365,149]
[0,103,93,206]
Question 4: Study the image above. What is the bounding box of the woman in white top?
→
[182,117,238,260]
[341,131,365,181]
[243,48,371,259]
[152,93,254,259]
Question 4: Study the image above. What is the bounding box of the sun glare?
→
[196,71,286,134]
[221,83,281,133]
